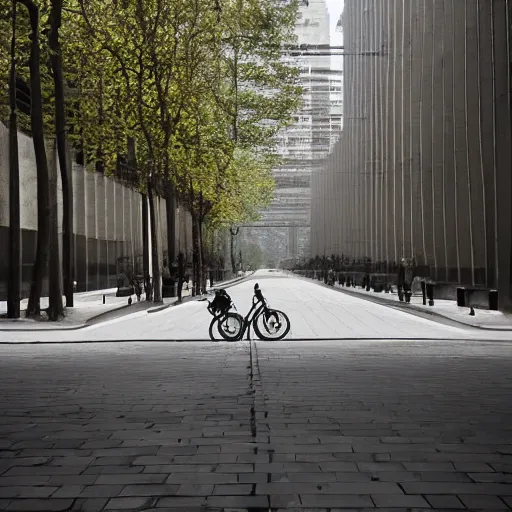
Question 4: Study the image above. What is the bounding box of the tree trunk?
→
[165,178,176,265]
[47,140,64,321]
[199,220,207,293]
[49,0,74,308]
[141,193,150,300]
[191,211,202,296]
[147,177,162,302]
[21,0,50,319]
[8,0,21,319]
[177,250,184,302]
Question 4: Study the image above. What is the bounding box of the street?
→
[0,273,512,510]
[1,271,511,342]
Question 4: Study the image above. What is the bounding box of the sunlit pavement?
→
[1,270,511,342]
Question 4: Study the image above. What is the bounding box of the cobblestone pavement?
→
[0,340,511,511]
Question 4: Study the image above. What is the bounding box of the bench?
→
[162,281,177,298]
[116,286,134,297]
[457,287,498,310]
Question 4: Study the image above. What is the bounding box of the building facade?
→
[243,0,343,265]
[0,123,194,299]
[310,0,512,310]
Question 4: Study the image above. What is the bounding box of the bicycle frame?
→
[206,284,278,341]
[234,294,268,341]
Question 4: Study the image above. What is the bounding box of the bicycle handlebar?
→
[253,283,265,304]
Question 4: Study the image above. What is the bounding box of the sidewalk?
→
[0,272,252,332]
[306,276,512,331]
[1,339,511,511]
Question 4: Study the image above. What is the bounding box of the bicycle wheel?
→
[253,309,290,341]
[217,312,244,341]
[209,316,222,341]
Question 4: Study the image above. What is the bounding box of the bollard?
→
[456,287,466,307]
[489,290,498,311]
[421,281,427,306]
[426,282,434,306]
[469,306,475,316]
[103,294,106,304]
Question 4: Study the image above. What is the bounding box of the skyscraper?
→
[310,0,512,310]
[244,0,340,266]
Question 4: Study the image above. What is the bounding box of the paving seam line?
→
[297,275,512,332]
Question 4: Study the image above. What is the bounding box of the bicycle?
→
[206,283,290,341]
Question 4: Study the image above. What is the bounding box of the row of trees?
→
[0,0,303,319]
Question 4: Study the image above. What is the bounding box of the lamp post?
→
[8,0,21,319]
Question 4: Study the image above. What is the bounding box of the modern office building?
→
[243,0,342,265]
[310,0,512,310]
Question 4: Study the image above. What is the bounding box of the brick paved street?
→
[0,340,511,511]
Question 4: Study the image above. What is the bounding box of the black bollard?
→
[427,282,434,306]
[103,294,106,304]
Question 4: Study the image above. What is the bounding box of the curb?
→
[0,273,255,332]
[0,303,134,333]
[299,275,512,332]
[146,272,256,314]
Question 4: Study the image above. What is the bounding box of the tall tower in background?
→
[243,0,332,267]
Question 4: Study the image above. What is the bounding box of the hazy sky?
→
[326,0,343,69]
[326,0,343,41]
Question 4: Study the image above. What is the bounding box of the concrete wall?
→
[0,123,194,298]
[310,0,512,310]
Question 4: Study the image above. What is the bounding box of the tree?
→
[18,0,52,319]
[7,0,21,319]
[48,0,73,309]
[215,0,302,272]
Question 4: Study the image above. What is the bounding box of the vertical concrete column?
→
[465,0,487,286]
[310,171,318,256]
[380,0,391,267]
[453,1,472,284]
[478,0,499,289]
[72,161,86,291]
[333,140,343,257]
[19,132,39,295]
[356,3,365,259]
[372,0,382,266]
[393,0,403,263]
[442,0,459,281]
[401,0,412,262]
[347,1,357,259]
[362,3,370,260]
[384,1,395,267]
[132,190,142,272]
[123,185,131,269]
[493,0,512,309]
[85,170,97,290]
[420,2,435,272]
[431,0,447,280]
[160,197,167,265]
[114,181,124,273]
[96,174,106,288]
[104,177,115,287]
[0,124,8,230]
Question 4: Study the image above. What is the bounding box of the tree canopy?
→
[1,0,303,300]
